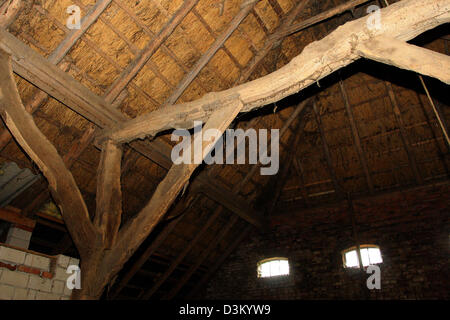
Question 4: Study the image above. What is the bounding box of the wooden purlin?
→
[103,0,199,104]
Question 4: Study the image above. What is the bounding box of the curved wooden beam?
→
[356,36,450,84]
[97,0,450,145]
[0,50,100,258]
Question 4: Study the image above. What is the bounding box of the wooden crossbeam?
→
[269,0,371,40]
[0,207,36,229]
[238,0,311,83]
[98,0,450,144]
[355,36,450,85]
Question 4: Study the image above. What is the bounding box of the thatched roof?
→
[0,0,448,299]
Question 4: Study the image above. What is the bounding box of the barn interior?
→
[0,0,448,300]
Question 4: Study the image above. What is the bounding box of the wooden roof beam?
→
[0,50,100,258]
[97,0,449,145]
[99,98,245,299]
[164,2,257,105]
[139,207,223,300]
[312,101,342,195]
[103,0,198,104]
[193,177,265,229]
[338,80,375,194]
[384,81,424,185]
[109,197,193,299]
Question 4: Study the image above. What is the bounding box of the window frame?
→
[341,244,383,269]
[257,257,290,278]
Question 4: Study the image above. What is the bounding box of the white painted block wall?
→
[0,244,79,300]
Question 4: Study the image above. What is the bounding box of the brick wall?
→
[0,244,79,300]
[202,182,450,299]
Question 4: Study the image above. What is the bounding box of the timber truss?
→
[0,0,449,299]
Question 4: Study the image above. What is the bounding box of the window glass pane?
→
[344,246,383,268]
[368,247,383,264]
[258,259,289,277]
[360,248,370,266]
[260,261,271,277]
[345,250,359,267]
[279,260,289,275]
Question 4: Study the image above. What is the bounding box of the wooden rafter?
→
[312,101,342,195]
[356,36,450,85]
[163,214,239,300]
[270,0,372,41]
[258,107,309,215]
[384,81,423,185]
[186,224,252,299]
[339,80,375,194]
[237,0,311,83]
[164,1,257,105]
[292,158,311,207]
[110,196,195,299]
[234,98,311,191]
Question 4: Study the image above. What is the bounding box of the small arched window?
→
[342,245,383,268]
[257,257,289,278]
